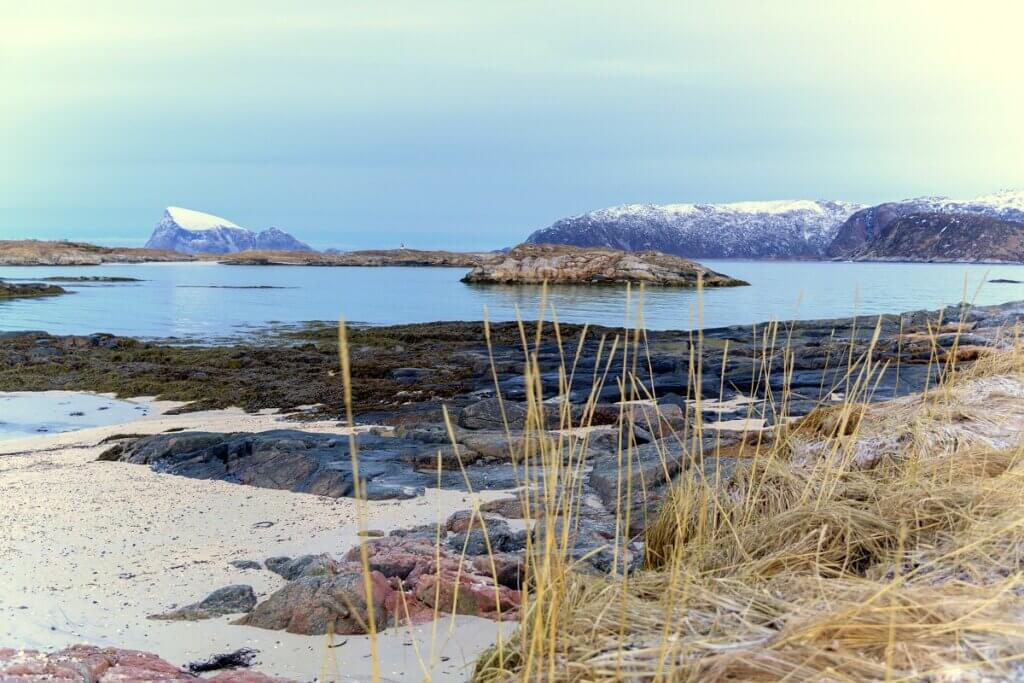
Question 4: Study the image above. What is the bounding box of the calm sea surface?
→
[2,261,1024,339]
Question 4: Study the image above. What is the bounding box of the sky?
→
[2,1,1023,250]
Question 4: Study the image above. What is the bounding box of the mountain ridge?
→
[827,190,1024,258]
[526,191,1024,262]
[526,199,865,259]
[144,207,314,254]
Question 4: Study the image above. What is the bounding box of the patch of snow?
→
[164,207,243,231]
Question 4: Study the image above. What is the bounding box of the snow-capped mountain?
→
[526,200,865,259]
[827,190,1024,258]
[144,207,313,254]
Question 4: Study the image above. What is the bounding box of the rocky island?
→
[219,247,500,267]
[462,243,748,286]
[0,240,193,266]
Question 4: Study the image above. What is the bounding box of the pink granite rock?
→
[0,645,292,682]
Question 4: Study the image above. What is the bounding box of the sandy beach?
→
[0,399,513,681]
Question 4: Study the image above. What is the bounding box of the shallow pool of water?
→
[0,392,153,441]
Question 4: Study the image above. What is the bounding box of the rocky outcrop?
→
[108,430,427,500]
[526,199,862,259]
[0,240,191,265]
[219,248,500,267]
[462,243,748,287]
[237,569,392,635]
[145,207,313,254]
[104,427,597,500]
[845,212,1024,262]
[240,529,523,635]
[149,584,257,621]
[0,644,290,682]
[0,280,66,299]
[827,190,1024,259]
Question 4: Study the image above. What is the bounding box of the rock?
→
[237,570,392,635]
[480,497,529,519]
[149,584,257,621]
[446,509,503,533]
[348,534,523,621]
[471,553,525,589]
[589,436,720,537]
[231,559,263,570]
[457,399,589,432]
[0,281,66,300]
[531,516,634,575]
[413,564,520,620]
[404,444,482,469]
[448,518,528,556]
[265,554,338,580]
[111,430,451,500]
[463,243,748,287]
[458,398,529,430]
[0,644,296,682]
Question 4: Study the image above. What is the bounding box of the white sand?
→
[0,401,514,681]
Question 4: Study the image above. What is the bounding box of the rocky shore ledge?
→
[461,242,748,286]
[0,280,66,299]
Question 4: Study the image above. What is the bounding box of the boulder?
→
[236,570,392,635]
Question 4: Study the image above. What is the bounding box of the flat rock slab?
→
[107,429,541,500]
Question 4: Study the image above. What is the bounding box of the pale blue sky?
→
[2,1,1022,249]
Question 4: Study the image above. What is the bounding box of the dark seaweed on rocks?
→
[2,301,1021,424]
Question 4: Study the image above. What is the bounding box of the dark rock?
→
[111,429,492,500]
[230,560,262,570]
[149,585,257,621]
[458,398,528,430]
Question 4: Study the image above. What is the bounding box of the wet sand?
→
[0,402,513,681]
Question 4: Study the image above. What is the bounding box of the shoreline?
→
[0,405,514,681]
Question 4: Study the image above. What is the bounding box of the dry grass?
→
[466,293,1024,682]
[330,283,1024,682]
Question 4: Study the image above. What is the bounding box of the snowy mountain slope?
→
[525,200,865,259]
[846,212,1024,262]
[144,207,313,254]
[827,190,1024,257]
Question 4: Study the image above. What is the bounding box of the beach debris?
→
[186,647,259,674]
